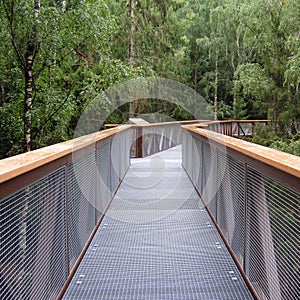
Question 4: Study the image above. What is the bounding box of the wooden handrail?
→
[199,120,269,125]
[0,125,130,184]
[183,125,300,179]
[130,120,208,128]
[186,120,269,130]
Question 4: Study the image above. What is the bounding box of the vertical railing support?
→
[136,127,143,158]
[254,174,282,299]
[95,147,99,226]
[65,163,70,276]
[243,162,248,274]
[251,122,255,138]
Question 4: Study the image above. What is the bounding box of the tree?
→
[234,0,300,128]
[0,0,124,157]
[129,0,136,117]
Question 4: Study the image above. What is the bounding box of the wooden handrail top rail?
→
[0,125,130,185]
[201,120,270,125]
[105,120,268,130]
[183,125,300,179]
[131,120,209,128]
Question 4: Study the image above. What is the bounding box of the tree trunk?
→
[233,33,240,111]
[214,50,218,121]
[24,52,34,152]
[23,0,40,152]
[129,0,136,117]
[129,0,135,66]
[0,77,5,104]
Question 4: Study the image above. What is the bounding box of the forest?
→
[0,0,299,158]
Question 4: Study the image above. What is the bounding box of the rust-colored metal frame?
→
[196,120,269,138]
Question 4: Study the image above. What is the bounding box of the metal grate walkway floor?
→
[63,146,253,300]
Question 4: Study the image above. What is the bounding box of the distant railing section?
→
[182,125,300,300]
[198,120,269,138]
[130,120,202,158]
[0,126,132,300]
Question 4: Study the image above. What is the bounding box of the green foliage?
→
[181,0,300,125]
[252,124,279,147]
[252,124,300,156]
[232,97,247,120]
[0,0,299,158]
[216,101,232,120]
[269,134,300,156]
[109,0,191,82]
[0,0,144,158]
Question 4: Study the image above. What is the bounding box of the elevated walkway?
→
[63,146,253,299]
[1,120,298,300]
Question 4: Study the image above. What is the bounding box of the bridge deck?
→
[63,146,253,300]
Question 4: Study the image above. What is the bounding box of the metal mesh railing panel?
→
[217,152,245,268]
[130,126,137,157]
[184,131,193,178]
[0,167,67,300]
[227,156,245,267]
[190,136,200,185]
[208,146,218,218]
[132,124,182,158]
[96,141,112,217]
[111,138,120,193]
[0,127,133,300]
[124,129,131,171]
[119,130,131,179]
[193,137,203,193]
[247,166,299,300]
[181,130,188,168]
[67,151,96,271]
[182,127,300,300]
[202,141,212,197]
[201,141,218,216]
[110,130,131,194]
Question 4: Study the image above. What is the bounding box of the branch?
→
[2,0,26,71]
[33,90,72,140]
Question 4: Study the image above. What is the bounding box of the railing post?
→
[65,163,70,276]
[95,147,99,225]
[136,126,143,158]
[215,148,219,223]
[243,162,248,274]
